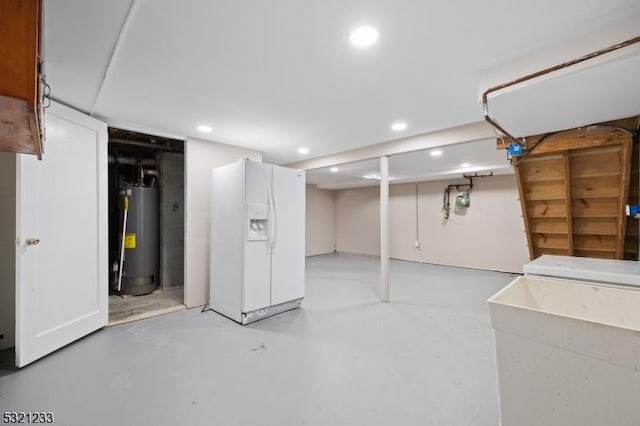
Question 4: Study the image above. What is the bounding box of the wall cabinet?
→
[0,0,44,159]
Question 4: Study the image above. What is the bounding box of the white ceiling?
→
[306,138,512,189]
[45,1,640,165]
[488,42,640,138]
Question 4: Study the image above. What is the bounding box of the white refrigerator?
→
[209,159,306,324]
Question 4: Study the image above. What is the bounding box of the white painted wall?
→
[395,176,529,272]
[0,152,16,350]
[184,138,261,307]
[335,174,530,273]
[305,184,336,256]
[335,186,381,256]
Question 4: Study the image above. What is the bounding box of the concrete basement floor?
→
[109,285,185,326]
[0,253,517,426]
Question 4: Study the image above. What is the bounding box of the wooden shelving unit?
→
[514,123,635,260]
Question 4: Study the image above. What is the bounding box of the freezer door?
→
[242,161,273,312]
[270,166,306,304]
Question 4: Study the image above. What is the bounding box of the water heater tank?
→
[121,186,159,295]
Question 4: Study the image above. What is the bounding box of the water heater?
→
[120,186,159,295]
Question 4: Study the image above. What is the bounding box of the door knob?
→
[26,238,40,246]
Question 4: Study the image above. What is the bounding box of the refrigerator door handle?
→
[266,191,273,254]
[271,191,278,253]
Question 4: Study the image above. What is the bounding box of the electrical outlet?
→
[414,240,421,249]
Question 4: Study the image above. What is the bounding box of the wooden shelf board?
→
[573,247,617,253]
[572,214,619,219]
[571,172,621,179]
[526,194,567,201]
[570,194,620,200]
[534,245,569,250]
[524,176,565,183]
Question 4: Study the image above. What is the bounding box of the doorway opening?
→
[0,152,16,367]
[108,128,185,325]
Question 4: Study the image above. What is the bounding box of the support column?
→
[380,156,389,302]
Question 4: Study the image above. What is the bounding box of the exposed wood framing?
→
[496,117,637,150]
[515,162,534,260]
[563,153,573,256]
[617,140,632,258]
[624,139,639,259]
[515,127,634,260]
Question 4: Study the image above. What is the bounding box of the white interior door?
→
[15,102,108,367]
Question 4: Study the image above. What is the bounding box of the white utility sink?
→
[488,255,640,426]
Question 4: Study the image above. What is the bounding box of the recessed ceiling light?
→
[430,149,443,157]
[460,162,470,167]
[391,121,407,132]
[350,26,379,48]
[330,167,339,173]
[362,174,396,181]
[362,174,380,180]
[197,125,212,133]
[297,147,309,155]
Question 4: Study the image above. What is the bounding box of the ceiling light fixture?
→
[197,125,213,133]
[391,121,407,132]
[430,149,443,157]
[362,174,395,181]
[350,26,379,48]
[330,167,339,173]
[297,147,309,155]
[460,162,470,167]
